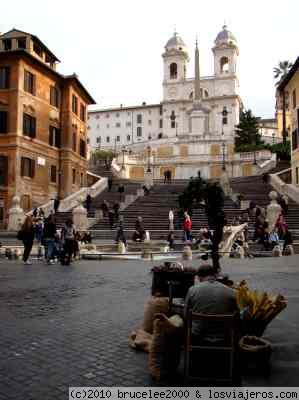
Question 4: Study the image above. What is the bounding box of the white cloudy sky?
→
[2,0,298,117]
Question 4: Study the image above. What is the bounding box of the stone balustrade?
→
[270,169,299,205]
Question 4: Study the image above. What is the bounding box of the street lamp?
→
[146,145,151,173]
[222,142,226,171]
[121,146,127,170]
[272,132,275,145]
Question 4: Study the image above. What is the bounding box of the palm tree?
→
[274,61,293,145]
[274,61,293,85]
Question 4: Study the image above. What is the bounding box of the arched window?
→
[220,57,229,73]
[170,63,177,79]
[204,90,209,98]
[189,91,193,100]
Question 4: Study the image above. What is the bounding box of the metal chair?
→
[183,310,239,384]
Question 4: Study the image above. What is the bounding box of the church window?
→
[170,110,176,128]
[189,92,193,100]
[126,121,131,127]
[127,135,131,141]
[204,90,209,98]
[96,137,101,143]
[137,126,142,137]
[137,114,142,124]
[116,112,120,117]
[158,133,163,139]
[159,119,163,128]
[148,120,152,126]
[222,107,228,125]
[116,136,120,142]
[116,122,121,128]
[169,63,177,79]
[106,136,110,143]
[220,57,229,73]
[292,89,297,109]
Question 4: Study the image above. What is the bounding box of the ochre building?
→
[0,29,95,227]
[277,57,299,185]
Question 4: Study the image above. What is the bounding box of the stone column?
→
[72,197,88,231]
[266,191,282,232]
[7,196,25,231]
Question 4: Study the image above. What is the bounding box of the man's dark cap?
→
[196,264,215,278]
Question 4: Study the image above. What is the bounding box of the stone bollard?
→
[267,191,282,232]
[7,196,25,231]
[73,197,88,231]
[117,241,126,254]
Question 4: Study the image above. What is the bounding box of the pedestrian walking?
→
[108,209,115,229]
[164,170,167,184]
[54,196,60,214]
[61,219,76,265]
[43,214,57,264]
[18,216,35,265]
[113,202,120,221]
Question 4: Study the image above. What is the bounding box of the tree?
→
[274,61,293,145]
[274,61,293,85]
[235,109,263,151]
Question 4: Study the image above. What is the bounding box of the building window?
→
[0,111,8,133]
[116,112,120,117]
[127,135,131,141]
[80,172,84,187]
[106,124,110,128]
[72,169,76,184]
[220,56,229,73]
[50,165,57,183]
[137,114,142,124]
[148,120,152,126]
[106,136,110,143]
[23,113,36,138]
[116,122,121,128]
[293,89,297,109]
[106,113,110,118]
[50,85,60,107]
[158,133,163,139]
[0,67,10,89]
[170,63,178,79]
[96,114,100,119]
[137,126,142,137]
[21,157,35,178]
[17,38,26,49]
[126,121,131,127]
[24,70,36,95]
[79,139,86,157]
[296,168,299,185]
[72,94,78,114]
[3,39,12,51]
[49,126,61,148]
[33,42,42,57]
[0,156,8,186]
[159,105,163,115]
[72,132,77,151]
[159,119,163,129]
[80,104,86,121]
[116,136,120,142]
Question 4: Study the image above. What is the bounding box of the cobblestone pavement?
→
[0,256,299,399]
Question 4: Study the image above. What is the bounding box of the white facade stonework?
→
[88,25,241,152]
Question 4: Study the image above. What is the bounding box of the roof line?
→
[277,56,299,91]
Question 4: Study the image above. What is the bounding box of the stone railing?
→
[255,153,277,175]
[270,168,299,205]
[220,223,247,257]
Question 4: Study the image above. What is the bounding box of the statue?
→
[266,191,282,232]
[7,196,25,231]
[72,196,88,231]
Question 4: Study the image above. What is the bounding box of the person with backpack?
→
[61,219,76,265]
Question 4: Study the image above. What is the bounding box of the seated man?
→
[184,264,238,341]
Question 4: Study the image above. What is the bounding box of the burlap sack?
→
[284,245,294,256]
[129,329,152,353]
[272,245,282,257]
[143,297,169,334]
[148,313,184,381]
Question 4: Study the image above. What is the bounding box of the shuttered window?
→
[0,111,8,133]
[0,67,10,89]
[0,156,8,185]
[23,113,36,138]
[49,126,61,148]
[21,157,35,178]
[24,70,36,95]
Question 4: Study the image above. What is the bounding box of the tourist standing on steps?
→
[54,196,60,214]
[19,216,35,265]
[118,184,125,201]
[113,202,120,221]
[115,216,127,246]
[108,208,115,229]
[169,209,174,231]
[43,214,57,264]
[183,212,192,242]
[108,176,113,192]
[85,193,92,213]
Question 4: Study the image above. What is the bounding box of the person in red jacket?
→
[183,212,192,242]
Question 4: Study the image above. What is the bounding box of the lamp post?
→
[222,142,226,171]
[272,132,275,145]
[121,146,126,171]
[146,145,151,173]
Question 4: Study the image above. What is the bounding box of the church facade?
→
[89,26,273,180]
